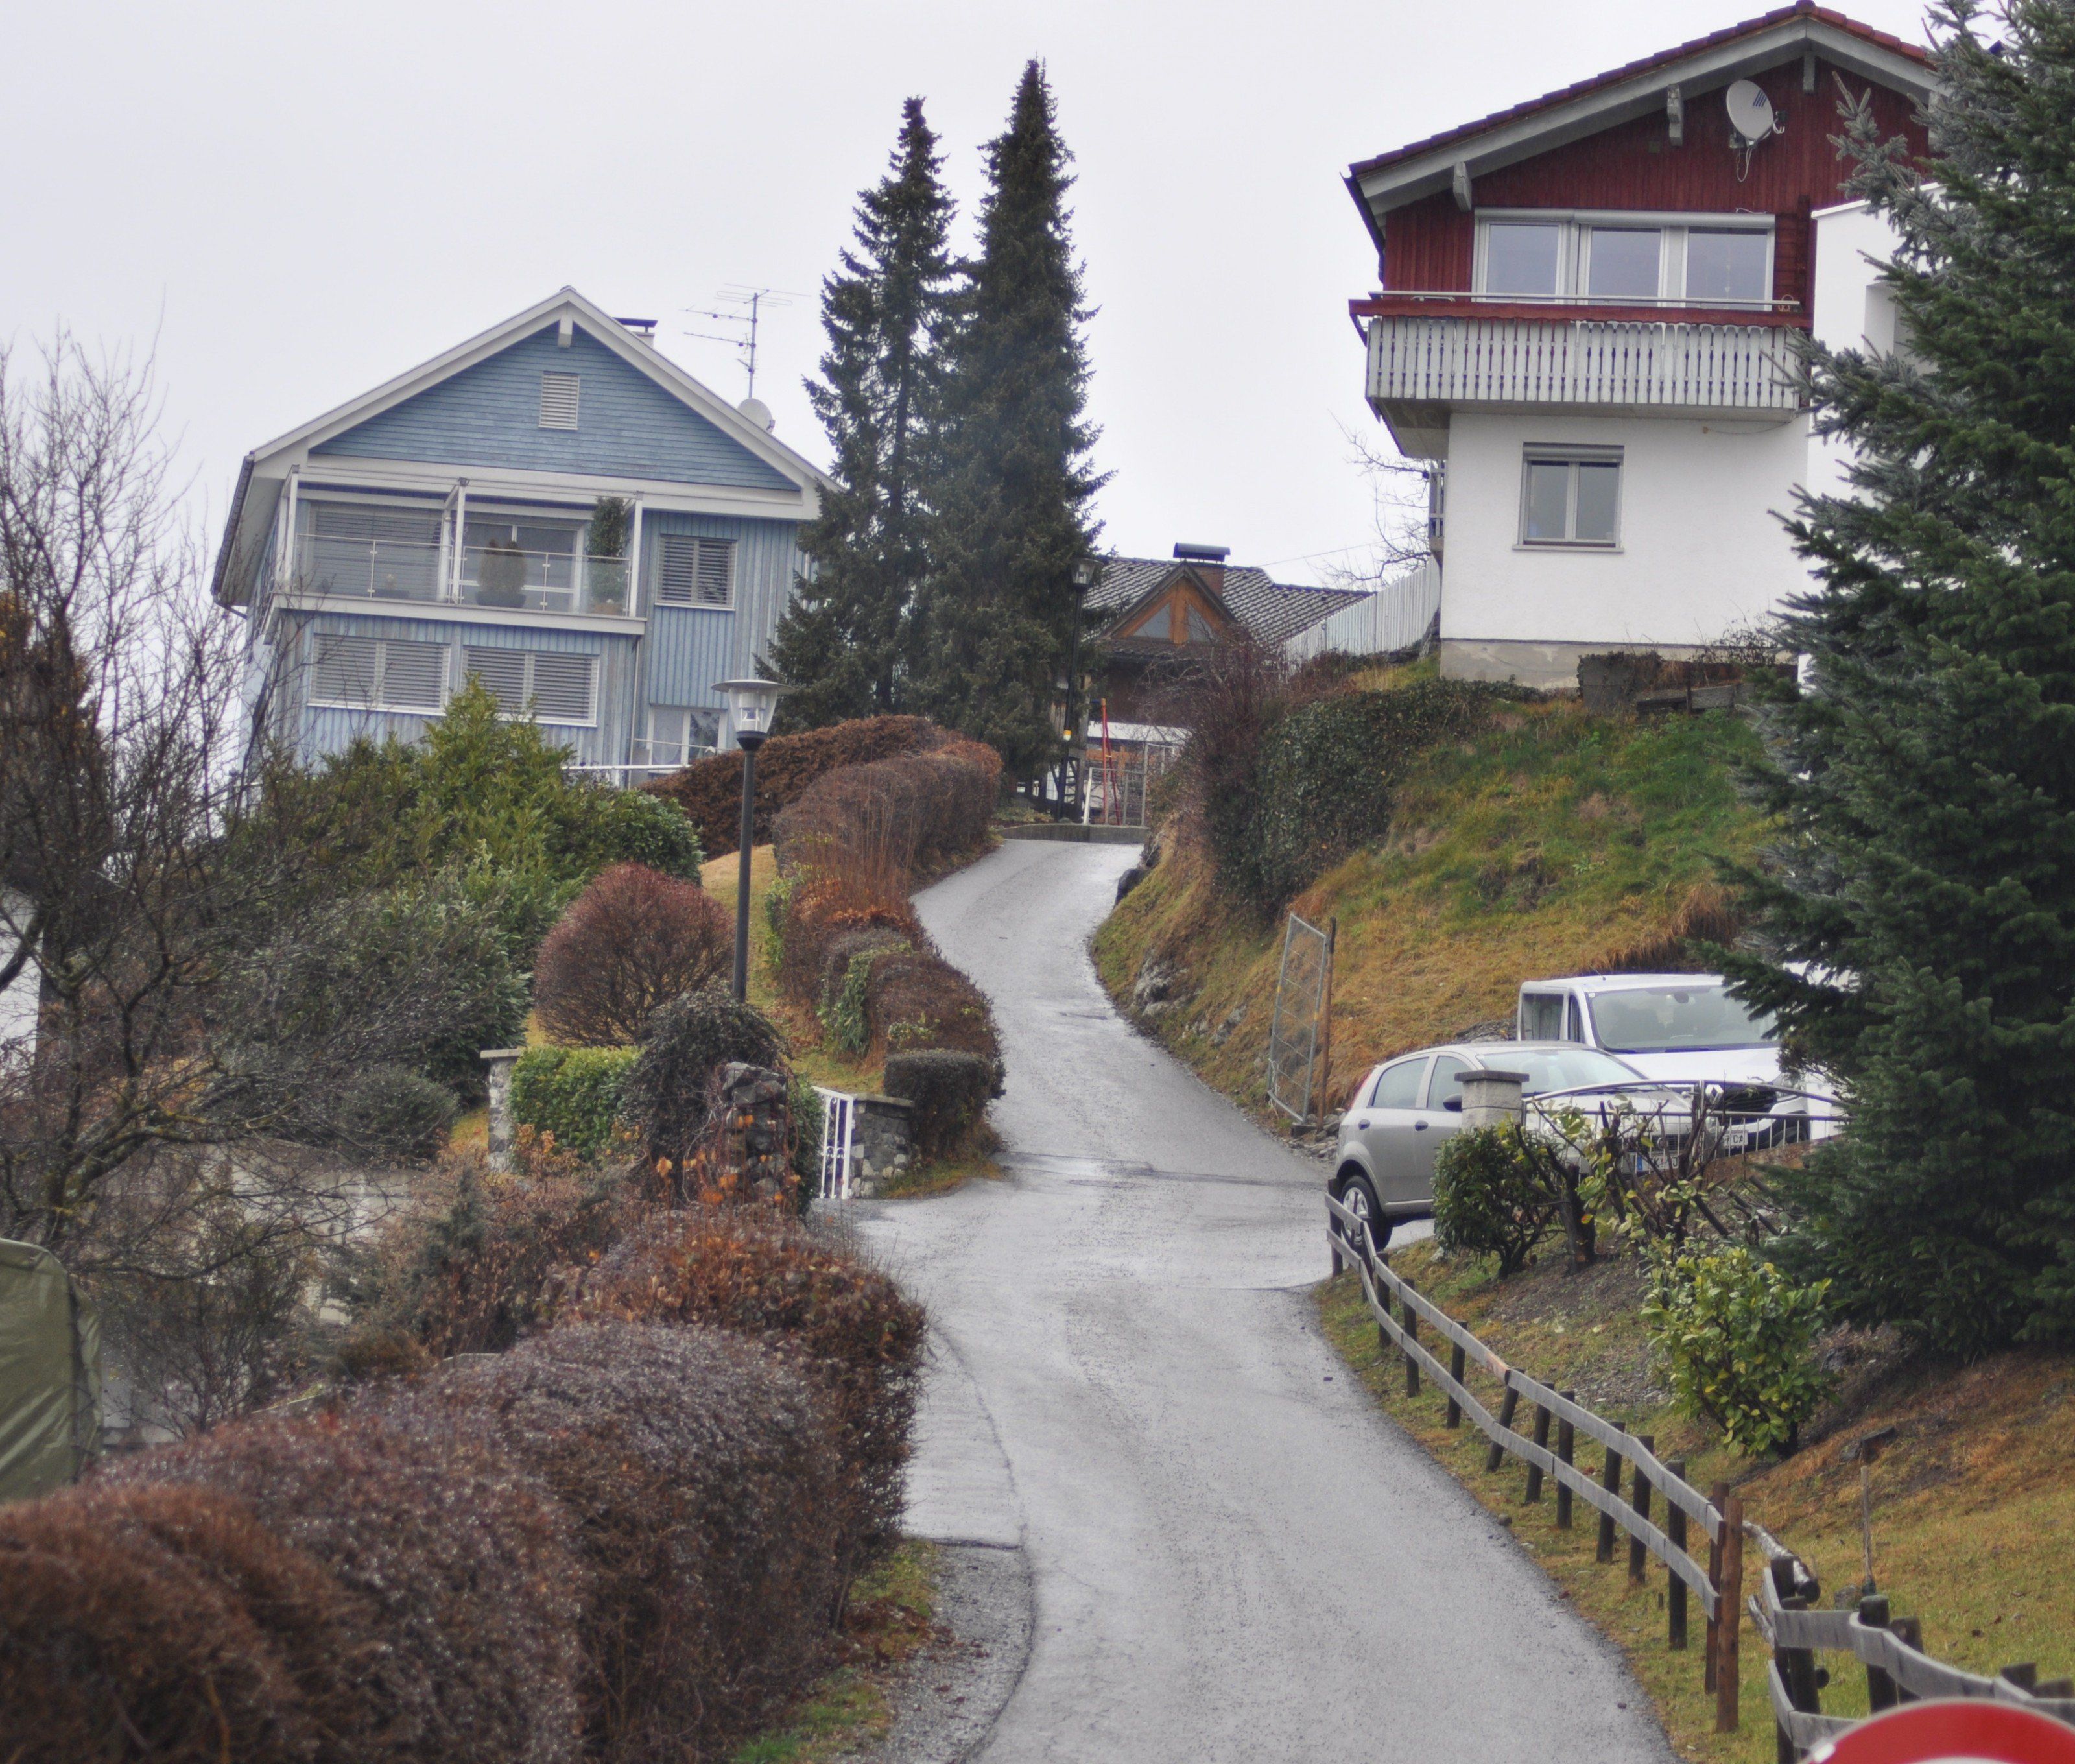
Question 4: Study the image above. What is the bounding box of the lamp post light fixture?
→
[1063,558,1102,820]
[715,676,794,1002]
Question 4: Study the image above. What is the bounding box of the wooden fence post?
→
[1628,1435,1655,1583]
[1666,1459,1688,1651]
[1890,1617,1923,1703]
[1597,1425,1626,1564]
[1716,1496,1744,1734]
[1486,1383,1521,1473]
[1858,1594,1894,1712]
[1525,1399,1552,1502]
[1555,1392,1576,1530]
[1403,1291,1421,1398]
[1705,1481,1727,1695]
[1446,1344,1466,1429]
[1774,1579,1812,1764]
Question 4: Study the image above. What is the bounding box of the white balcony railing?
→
[290,537,634,617]
[1366,315,1805,415]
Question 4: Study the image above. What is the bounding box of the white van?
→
[1515,973,1781,1086]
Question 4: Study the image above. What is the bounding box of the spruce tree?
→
[767,98,954,728]
[913,61,1104,779]
[1726,0,2075,1354]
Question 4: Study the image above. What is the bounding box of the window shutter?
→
[461,645,527,712]
[311,634,378,706]
[529,653,595,723]
[538,372,580,430]
[381,639,447,709]
[656,536,734,606]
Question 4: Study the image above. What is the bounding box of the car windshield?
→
[1587,984,1777,1053]
[1506,1048,1647,1094]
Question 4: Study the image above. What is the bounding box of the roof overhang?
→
[212,287,832,606]
[1346,6,1937,246]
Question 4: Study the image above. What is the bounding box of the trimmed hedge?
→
[621,989,788,1174]
[883,1050,999,1160]
[771,738,1001,879]
[510,1045,639,1158]
[386,1322,843,1763]
[110,1409,587,1764]
[645,715,951,858]
[581,1206,927,1550]
[866,946,1001,1064]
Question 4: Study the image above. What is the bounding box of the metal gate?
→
[816,1088,856,1202]
[1266,912,1334,1123]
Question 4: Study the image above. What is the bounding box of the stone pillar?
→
[480,1048,524,1170]
[1456,1067,1526,1131]
[703,1063,795,1202]
[848,1095,915,1197]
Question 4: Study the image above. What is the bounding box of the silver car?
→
[1328,1040,1652,1250]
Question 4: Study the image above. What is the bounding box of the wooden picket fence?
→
[1323,1193,2075,1758]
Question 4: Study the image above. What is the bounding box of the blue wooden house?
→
[213,288,828,769]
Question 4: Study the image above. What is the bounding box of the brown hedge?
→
[864,945,1001,1066]
[111,1408,586,1764]
[578,1204,926,1552]
[533,862,731,1045]
[0,1480,372,1764]
[645,715,951,857]
[385,1322,842,1764]
[771,738,1002,882]
[775,876,924,1012]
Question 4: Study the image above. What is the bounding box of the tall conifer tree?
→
[768,99,953,728]
[913,61,1104,778]
[1727,0,2075,1354]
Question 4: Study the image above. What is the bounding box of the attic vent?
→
[656,536,735,608]
[539,372,580,430]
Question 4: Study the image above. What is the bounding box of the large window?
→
[1520,447,1622,548]
[309,634,447,711]
[1475,213,1773,307]
[458,645,597,724]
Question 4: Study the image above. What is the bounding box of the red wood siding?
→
[1381,59,1928,312]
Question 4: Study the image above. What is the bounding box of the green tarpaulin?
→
[0,1239,101,1504]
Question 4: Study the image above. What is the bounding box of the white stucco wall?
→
[1805,198,1904,505]
[1437,409,1812,660]
[0,889,37,1059]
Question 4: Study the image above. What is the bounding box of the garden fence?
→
[1322,1193,2075,1756]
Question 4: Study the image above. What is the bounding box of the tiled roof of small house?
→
[1090,557,1368,648]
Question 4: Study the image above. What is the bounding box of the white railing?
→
[290,536,633,617]
[1366,315,1804,414]
[816,1088,857,1202]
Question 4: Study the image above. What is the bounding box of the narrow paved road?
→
[853,840,1669,1763]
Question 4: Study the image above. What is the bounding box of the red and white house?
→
[1346,3,1935,685]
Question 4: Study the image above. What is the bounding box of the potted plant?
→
[477,535,528,608]
[587,496,631,615]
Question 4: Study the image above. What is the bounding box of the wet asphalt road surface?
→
[851,839,1670,1764]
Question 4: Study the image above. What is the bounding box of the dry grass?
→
[1318,1239,2075,1763]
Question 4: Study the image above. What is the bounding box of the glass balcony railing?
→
[290,538,635,616]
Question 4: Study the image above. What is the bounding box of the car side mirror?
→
[1443,1095,1463,1112]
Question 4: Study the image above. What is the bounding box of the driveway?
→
[851,838,1668,1763]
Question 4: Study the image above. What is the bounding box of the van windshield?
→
[1588,984,1776,1053]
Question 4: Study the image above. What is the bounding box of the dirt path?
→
[852,838,1668,1763]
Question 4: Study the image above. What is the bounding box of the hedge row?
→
[511,1046,640,1159]
[770,738,1002,881]
[0,1193,925,1764]
[645,715,951,859]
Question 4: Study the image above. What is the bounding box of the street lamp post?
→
[715,677,792,1003]
[1063,558,1100,820]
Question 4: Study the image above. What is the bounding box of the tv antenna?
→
[683,285,802,402]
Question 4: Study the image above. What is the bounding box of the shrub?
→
[510,1046,640,1159]
[621,988,787,1173]
[113,1407,586,1764]
[0,1481,369,1764]
[1642,1245,1834,1455]
[822,940,903,1055]
[1432,1125,1556,1277]
[533,863,731,1046]
[772,738,1001,881]
[327,1063,462,1159]
[788,1073,825,1203]
[775,872,922,1010]
[883,1050,997,1160]
[866,946,1001,1064]
[580,1205,927,1550]
[336,1147,639,1359]
[388,1322,842,1763]
[646,715,953,857]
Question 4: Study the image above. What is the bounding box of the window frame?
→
[456,644,599,727]
[307,632,451,713]
[654,534,737,610]
[1473,209,1776,309]
[1517,445,1624,551]
[1370,1056,1432,1111]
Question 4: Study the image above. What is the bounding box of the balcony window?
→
[300,503,444,601]
[1520,448,1622,547]
[1584,228,1662,300]
[639,705,720,767]
[1685,230,1771,304]
[1474,213,1773,307]
[1484,222,1563,297]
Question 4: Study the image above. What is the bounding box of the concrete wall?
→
[1436,409,1810,684]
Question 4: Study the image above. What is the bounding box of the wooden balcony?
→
[1365,313,1805,438]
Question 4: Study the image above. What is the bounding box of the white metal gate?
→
[1266,912,1334,1124]
[816,1088,856,1202]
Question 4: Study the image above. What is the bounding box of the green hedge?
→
[510,1045,639,1158]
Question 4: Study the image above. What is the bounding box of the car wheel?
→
[1333,1173,1390,1257]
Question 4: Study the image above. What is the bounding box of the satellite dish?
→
[738,397,775,432]
[1725,80,1777,144]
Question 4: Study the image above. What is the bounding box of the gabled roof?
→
[1090,557,1368,649]
[1346,3,1936,233]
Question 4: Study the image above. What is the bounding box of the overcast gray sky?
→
[5,0,1932,586]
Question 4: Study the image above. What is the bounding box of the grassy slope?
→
[1094,693,1769,1118]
